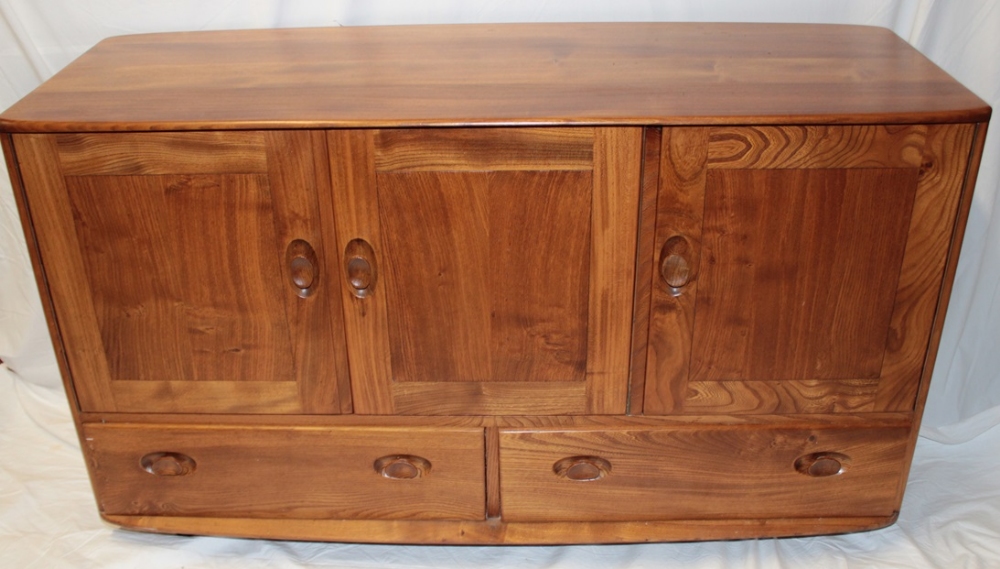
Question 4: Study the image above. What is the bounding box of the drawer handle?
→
[286,239,319,298]
[794,452,850,477]
[140,452,196,477]
[659,235,693,296]
[344,238,377,298]
[374,454,431,480]
[553,456,612,481]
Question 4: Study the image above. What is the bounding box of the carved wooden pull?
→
[140,452,196,477]
[794,452,850,477]
[659,235,693,296]
[286,239,319,298]
[553,456,612,481]
[374,454,432,480]
[344,238,377,298]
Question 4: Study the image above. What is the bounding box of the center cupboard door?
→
[329,128,642,415]
[14,131,350,414]
[642,125,974,415]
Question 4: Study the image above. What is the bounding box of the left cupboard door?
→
[13,131,351,414]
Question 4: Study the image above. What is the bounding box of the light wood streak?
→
[55,132,267,175]
[374,128,594,171]
[706,125,925,169]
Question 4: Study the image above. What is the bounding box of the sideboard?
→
[0,22,990,543]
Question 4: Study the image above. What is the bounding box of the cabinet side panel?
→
[2,133,83,413]
[12,134,116,410]
[875,123,975,410]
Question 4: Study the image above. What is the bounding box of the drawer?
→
[83,423,485,520]
[499,424,909,522]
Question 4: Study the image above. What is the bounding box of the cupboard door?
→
[643,125,975,414]
[329,128,642,414]
[15,132,350,414]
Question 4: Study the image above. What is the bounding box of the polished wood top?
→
[0,23,990,132]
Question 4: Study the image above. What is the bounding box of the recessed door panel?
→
[643,125,974,414]
[331,127,642,415]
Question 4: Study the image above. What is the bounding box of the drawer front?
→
[83,424,485,520]
[499,425,909,522]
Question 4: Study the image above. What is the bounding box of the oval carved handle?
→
[794,452,851,477]
[140,452,197,477]
[659,235,693,296]
[374,454,432,480]
[344,239,377,298]
[286,239,319,298]
[553,456,612,481]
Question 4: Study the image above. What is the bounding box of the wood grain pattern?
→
[336,127,638,415]
[15,132,346,414]
[486,426,501,518]
[327,129,396,414]
[391,382,589,416]
[683,380,879,414]
[13,134,116,410]
[875,123,975,411]
[707,125,926,169]
[893,121,990,509]
[690,167,917,381]
[374,128,593,171]
[264,130,349,414]
[643,128,709,414]
[102,512,900,544]
[110,381,302,414]
[640,124,978,416]
[586,127,642,413]
[67,173,297,384]
[2,133,86,415]
[378,169,591,383]
[0,24,988,132]
[84,423,485,520]
[310,130,355,414]
[499,425,909,521]
[78,412,913,430]
[55,132,267,175]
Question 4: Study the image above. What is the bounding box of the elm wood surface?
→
[643,124,974,415]
[499,425,909,522]
[13,131,350,414]
[103,513,901,545]
[84,423,485,520]
[76,412,915,430]
[0,24,989,132]
[331,127,641,415]
[0,23,991,545]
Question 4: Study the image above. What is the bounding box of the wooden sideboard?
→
[0,23,990,544]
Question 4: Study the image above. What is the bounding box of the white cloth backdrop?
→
[1,1,998,567]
